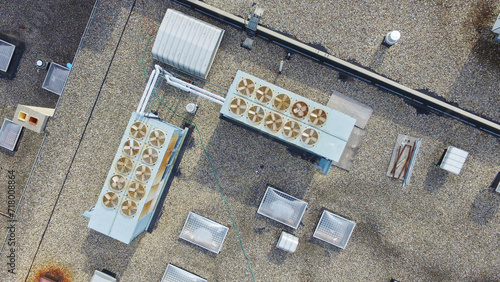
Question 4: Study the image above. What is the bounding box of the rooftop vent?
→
[257,186,308,229]
[179,212,229,254]
[161,264,207,282]
[313,210,355,249]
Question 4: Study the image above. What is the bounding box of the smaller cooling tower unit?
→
[220,71,356,174]
[151,9,224,79]
[87,112,190,244]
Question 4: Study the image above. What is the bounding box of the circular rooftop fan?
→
[121,199,138,217]
[264,112,284,132]
[229,97,248,116]
[149,129,166,147]
[283,120,301,139]
[142,147,159,165]
[116,157,134,174]
[301,127,319,146]
[102,191,119,209]
[128,181,146,201]
[247,105,265,124]
[273,93,291,111]
[130,121,148,139]
[256,86,273,103]
[135,165,152,182]
[291,101,309,119]
[109,174,127,191]
[309,108,328,126]
[237,78,256,96]
[123,139,141,157]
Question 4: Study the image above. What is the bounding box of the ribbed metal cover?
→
[152,9,224,79]
[161,264,207,282]
[0,39,15,72]
[257,186,308,229]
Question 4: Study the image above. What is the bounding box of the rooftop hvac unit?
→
[87,112,190,244]
[220,71,356,174]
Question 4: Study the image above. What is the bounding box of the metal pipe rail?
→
[173,0,500,137]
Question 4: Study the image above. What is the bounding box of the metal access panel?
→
[161,264,207,282]
[440,146,468,175]
[42,62,70,95]
[0,119,23,151]
[313,210,355,249]
[179,212,229,254]
[0,39,15,72]
[257,186,308,229]
[88,112,189,244]
[152,9,224,79]
[220,70,356,166]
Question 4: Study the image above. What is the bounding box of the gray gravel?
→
[0,0,499,281]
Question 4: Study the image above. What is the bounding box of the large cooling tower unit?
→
[87,112,190,244]
[220,71,356,174]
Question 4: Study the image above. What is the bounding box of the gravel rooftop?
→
[0,0,499,281]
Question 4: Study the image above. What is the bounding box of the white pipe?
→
[165,76,225,106]
[167,75,225,103]
[137,65,161,113]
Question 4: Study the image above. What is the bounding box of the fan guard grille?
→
[301,127,319,146]
[121,199,138,217]
[116,157,134,174]
[264,112,284,132]
[256,86,273,103]
[237,78,256,96]
[149,129,166,147]
[247,105,265,124]
[127,181,146,201]
[291,101,309,119]
[142,147,159,165]
[135,165,152,182]
[123,139,141,156]
[309,108,328,126]
[109,174,127,191]
[102,191,120,209]
[130,121,148,139]
[282,120,301,139]
[229,97,248,116]
[273,93,291,111]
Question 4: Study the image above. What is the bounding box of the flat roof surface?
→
[0,0,499,281]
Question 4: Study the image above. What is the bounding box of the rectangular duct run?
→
[87,112,189,244]
[179,212,229,254]
[220,70,356,174]
[161,264,207,282]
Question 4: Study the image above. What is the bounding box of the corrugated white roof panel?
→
[152,9,224,78]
